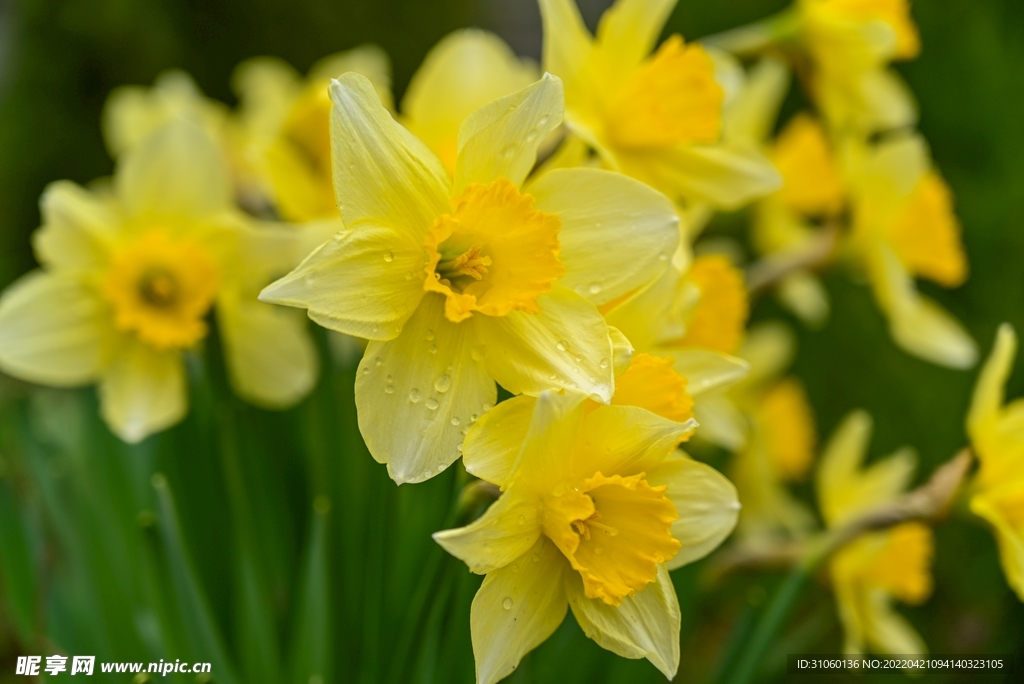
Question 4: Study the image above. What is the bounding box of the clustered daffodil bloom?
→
[817,411,934,655]
[259,73,680,483]
[435,375,739,683]
[538,0,780,216]
[0,121,319,442]
[966,324,1024,601]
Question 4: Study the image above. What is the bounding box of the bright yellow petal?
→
[677,254,749,355]
[593,0,678,73]
[887,172,966,287]
[0,272,108,386]
[566,563,680,678]
[33,181,119,271]
[259,223,425,341]
[115,119,232,219]
[722,56,791,145]
[538,0,594,97]
[862,589,928,655]
[216,291,318,409]
[471,537,569,684]
[611,354,694,425]
[99,340,186,443]
[231,57,302,137]
[772,113,845,216]
[970,494,1024,601]
[402,29,538,173]
[571,405,695,482]
[355,293,495,484]
[328,73,450,239]
[510,390,588,492]
[453,74,564,192]
[648,452,739,569]
[757,378,817,481]
[309,44,393,108]
[527,167,679,306]
[817,410,873,525]
[433,488,543,574]
[476,285,614,402]
[967,324,1017,442]
[462,394,536,488]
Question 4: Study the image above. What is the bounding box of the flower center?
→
[543,472,680,606]
[103,231,219,350]
[604,35,723,151]
[885,172,966,288]
[675,255,749,355]
[424,178,564,323]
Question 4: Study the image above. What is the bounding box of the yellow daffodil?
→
[845,132,976,368]
[259,73,680,484]
[401,29,538,175]
[538,0,780,214]
[966,324,1024,601]
[817,411,933,655]
[231,45,393,222]
[729,323,818,538]
[0,121,318,442]
[435,383,739,683]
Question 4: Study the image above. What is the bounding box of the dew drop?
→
[425,330,435,341]
[548,373,559,381]
[574,353,583,363]
[304,273,316,285]
[599,358,609,369]
[572,366,579,374]
[500,143,517,159]
[382,250,394,263]
[426,398,439,410]
[404,271,414,281]
[587,282,602,295]
[375,357,383,367]
[594,545,605,555]
[456,443,463,452]
[361,366,370,375]
[538,115,550,127]
[556,340,568,352]
[408,388,421,403]
[451,417,461,426]
[482,402,494,412]
[384,385,395,394]
[428,343,438,354]
[502,597,513,610]
[434,374,452,393]
[385,374,393,383]
[525,130,538,143]
[437,464,446,472]
[470,413,479,423]
[532,553,541,563]
[517,515,526,526]
[658,251,669,261]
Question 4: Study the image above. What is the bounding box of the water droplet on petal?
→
[538,115,550,127]
[517,515,526,526]
[304,273,316,285]
[428,343,437,354]
[375,357,383,367]
[502,597,513,610]
[408,388,421,403]
[382,251,394,263]
[556,340,568,352]
[594,545,604,555]
[437,463,446,472]
[425,330,435,341]
[599,358,609,369]
[482,402,493,412]
[470,413,479,423]
[426,398,439,410]
[588,282,601,295]
[384,385,395,394]
[574,354,583,363]
[451,417,461,426]
[532,553,541,563]
[658,251,668,261]
[404,271,414,281]
[434,374,451,393]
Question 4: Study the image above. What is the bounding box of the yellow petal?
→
[757,378,817,481]
[115,120,231,219]
[328,73,450,239]
[309,44,393,108]
[527,167,679,306]
[99,340,186,443]
[887,172,966,287]
[738,320,795,386]
[571,405,696,481]
[967,324,1017,442]
[462,394,535,488]
[772,113,845,216]
[510,390,588,492]
[471,537,569,684]
[611,354,694,426]
[475,285,614,401]
[603,262,686,352]
[566,563,680,678]
[0,272,108,386]
[857,523,934,604]
[231,57,302,136]
[402,29,538,173]
[608,326,635,375]
[678,255,749,355]
[722,56,791,145]
[259,223,425,341]
[648,452,740,569]
[216,291,318,409]
[691,393,747,451]
[537,0,594,97]
[433,488,543,574]
[668,349,749,396]
[970,494,1024,601]
[777,270,831,327]
[593,0,678,74]
[355,293,495,484]
[32,181,119,271]
[861,589,927,655]
[453,74,564,192]
[618,143,780,209]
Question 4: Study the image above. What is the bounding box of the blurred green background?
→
[0,0,1022,682]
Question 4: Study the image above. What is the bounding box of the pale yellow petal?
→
[777,271,830,327]
[572,405,696,481]
[355,293,495,484]
[566,563,680,678]
[648,452,740,569]
[433,489,543,574]
[967,324,1017,440]
[609,326,635,375]
[259,223,424,341]
[328,73,450,239]
[738,321,795,387]
[669,349,749,396]
[454,74,564,192]
[471,537,569,684]
[863,589,928,655]
[33,181,119,270]
[310,44,392,109]
[115,119,232,219]
[691,393,747,451]
[217,292,318,409]
[594,0,678,74]
[476,285,614,402]
[463,394,536,488]
[402,29,538,170]
[817,410,873,525]
[511,390,588,492]
[722,56,791,145]
[538,0,593,95]
[527,167,679,305]
[970,495,1024,601]
[0,272,108,386]
[99,340,186,443]
[231,57,301,137]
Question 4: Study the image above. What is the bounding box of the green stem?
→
[700,9,800,56]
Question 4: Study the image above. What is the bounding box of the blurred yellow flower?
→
[845,132,976,368]
[232,45,393,221]
[538,0,780,212]
[259,73,679,483]
[817,411,933,655]
[966,324,1024,601]
[435,388,738,683]
[0,121,319,442]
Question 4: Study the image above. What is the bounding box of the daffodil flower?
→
[435,383,739,683]
[232,45,393,221]
[817,411,933,655]
[845,132,976,368]
[537,0,780,214]
[0,121,319,442]
[966,324,1024,601]
[259,73,679,484]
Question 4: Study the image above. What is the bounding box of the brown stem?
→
[745,223,840,297]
